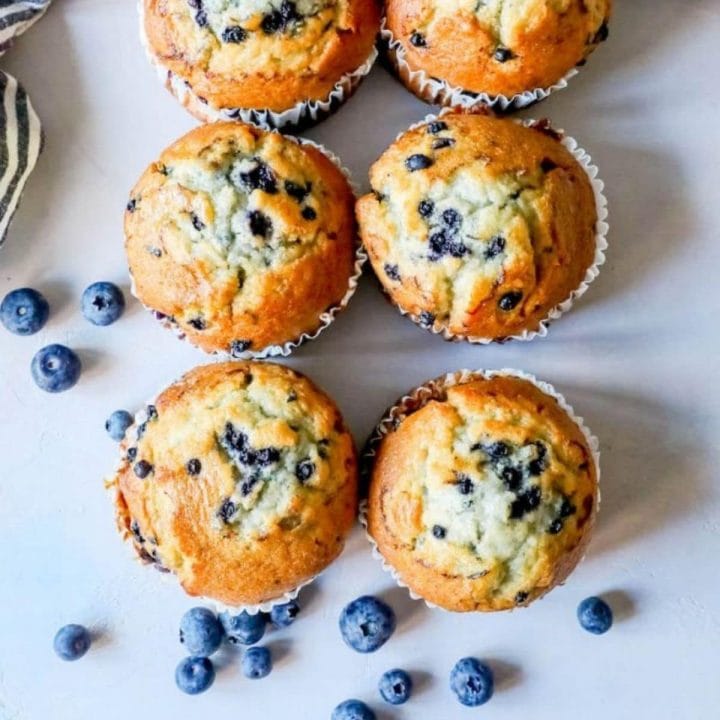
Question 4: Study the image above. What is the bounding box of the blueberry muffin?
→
[356,112,600,342]
[141,0,380,126]
[125,122,359,357]
[384,0,612,104]
[111,361,358,607]
[365,371,598,612]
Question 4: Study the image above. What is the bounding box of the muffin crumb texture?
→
[357,113,598,340]
[112,362,357,606]
[367,374,597,611]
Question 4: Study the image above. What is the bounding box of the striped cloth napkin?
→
[0,0,50,248]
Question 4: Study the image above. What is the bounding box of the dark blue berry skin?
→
[105,410,134,441]
[0,288,49,335]
[577,596,613,635]
[179,607,224,656]
[405,154,433,171]
[219,610,266,645]
[450,657,494,707]
[175,656,215,695]
[53,624,91,661]
[379,668,413,705]
[242,646,272,679]
[339,596,396,653]
[31,344,81,393]
[81,282,125,326]
[332,700,376,720]
[270,600,300,628]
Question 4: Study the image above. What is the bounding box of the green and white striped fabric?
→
[0,71,42,247]
[0,0,51,55]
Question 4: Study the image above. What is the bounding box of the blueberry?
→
[409,31,426,47]
[379,668,412,705]
[222,25,247,43]
[0,288,49,335]
[217,498,237,523]
[339,596,396,653]
[133,460,153,479]
[186,458,202,476]
[450,657,494,706]
[418,199,434,217]
[261,1,300,34]
[501,465,523,491]
[194,9,208,28]
[31,344,81,393]
[484,235,506,259]
[383,263,401,281]
[498,290,523,311]
[541,158,558,173]
[441,208,462,230]
[509,485,542,519]
[242,646,272,679]
[560,498,576,517]
[179,607,224,656]
[270,600,300,628]
[548,518,564,534]
[81,282,125,326]
[238,160,278,194]
[284,180,311,202]
[126,198,137,213]
[577,596,613,635]
[105,410,133,441]
[418,311,435,328]
[432,524,446,539]
[220,610,266,645]
[301,206,317,221]
[295,459,315,483]
[175,656,215,695]
[248,210,272,237]
[427,121,448,134]
[230,339,252,356]
[515,591,529,605]
[405,154,433,172]
[332,700,376,720]
[455,473,474,495]
[432,138,455,150]
[428,229,468,260]
[53,624,91,661]
[188,316,206,330]
[593,21,610,44]
[483,441,510,459]
[528,442,548,476]
[494,46,514,62]
[190,213,205,231]
[127,447,138,462]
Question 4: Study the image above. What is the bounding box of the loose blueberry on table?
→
[0,287,49,335]
[81,281,125,326]
[242,646,272,679]
[179,607,224,656]
[53,624,91,661]
[331,699,376,720]
[339,596,396,653]
[105,409,133,441]
[31,344,81,393]
[450,657,494,706]
[175,656,215,695]
[577,596,613,635]
[270,600,300,628]
[220,610,266,645]
[378,668,413,705]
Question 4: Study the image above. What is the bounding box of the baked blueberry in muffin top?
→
[385,0,612,100]
[111,361,357,607]
[356,112,599,341]
[125,122,358,356]
[366,373,598,612]
[142,0,379,119]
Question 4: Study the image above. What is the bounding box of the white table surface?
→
[1,1,719,718]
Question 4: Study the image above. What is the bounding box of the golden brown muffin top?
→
[356,113,598,341]
[143,0,380,112]
[125,122,357,355]
[386,0,611,97]
[111,361,358,606]
[367,374,598,612]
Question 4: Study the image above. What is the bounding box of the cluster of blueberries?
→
[53,593,613,716]
[0,282,126,393]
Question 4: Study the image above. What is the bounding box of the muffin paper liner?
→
[373,110,608,345]
[138,0,377,131]
[358,368,601,611]
[106,382,326,616]
[129,135,367,360]
[380,18,578,113]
